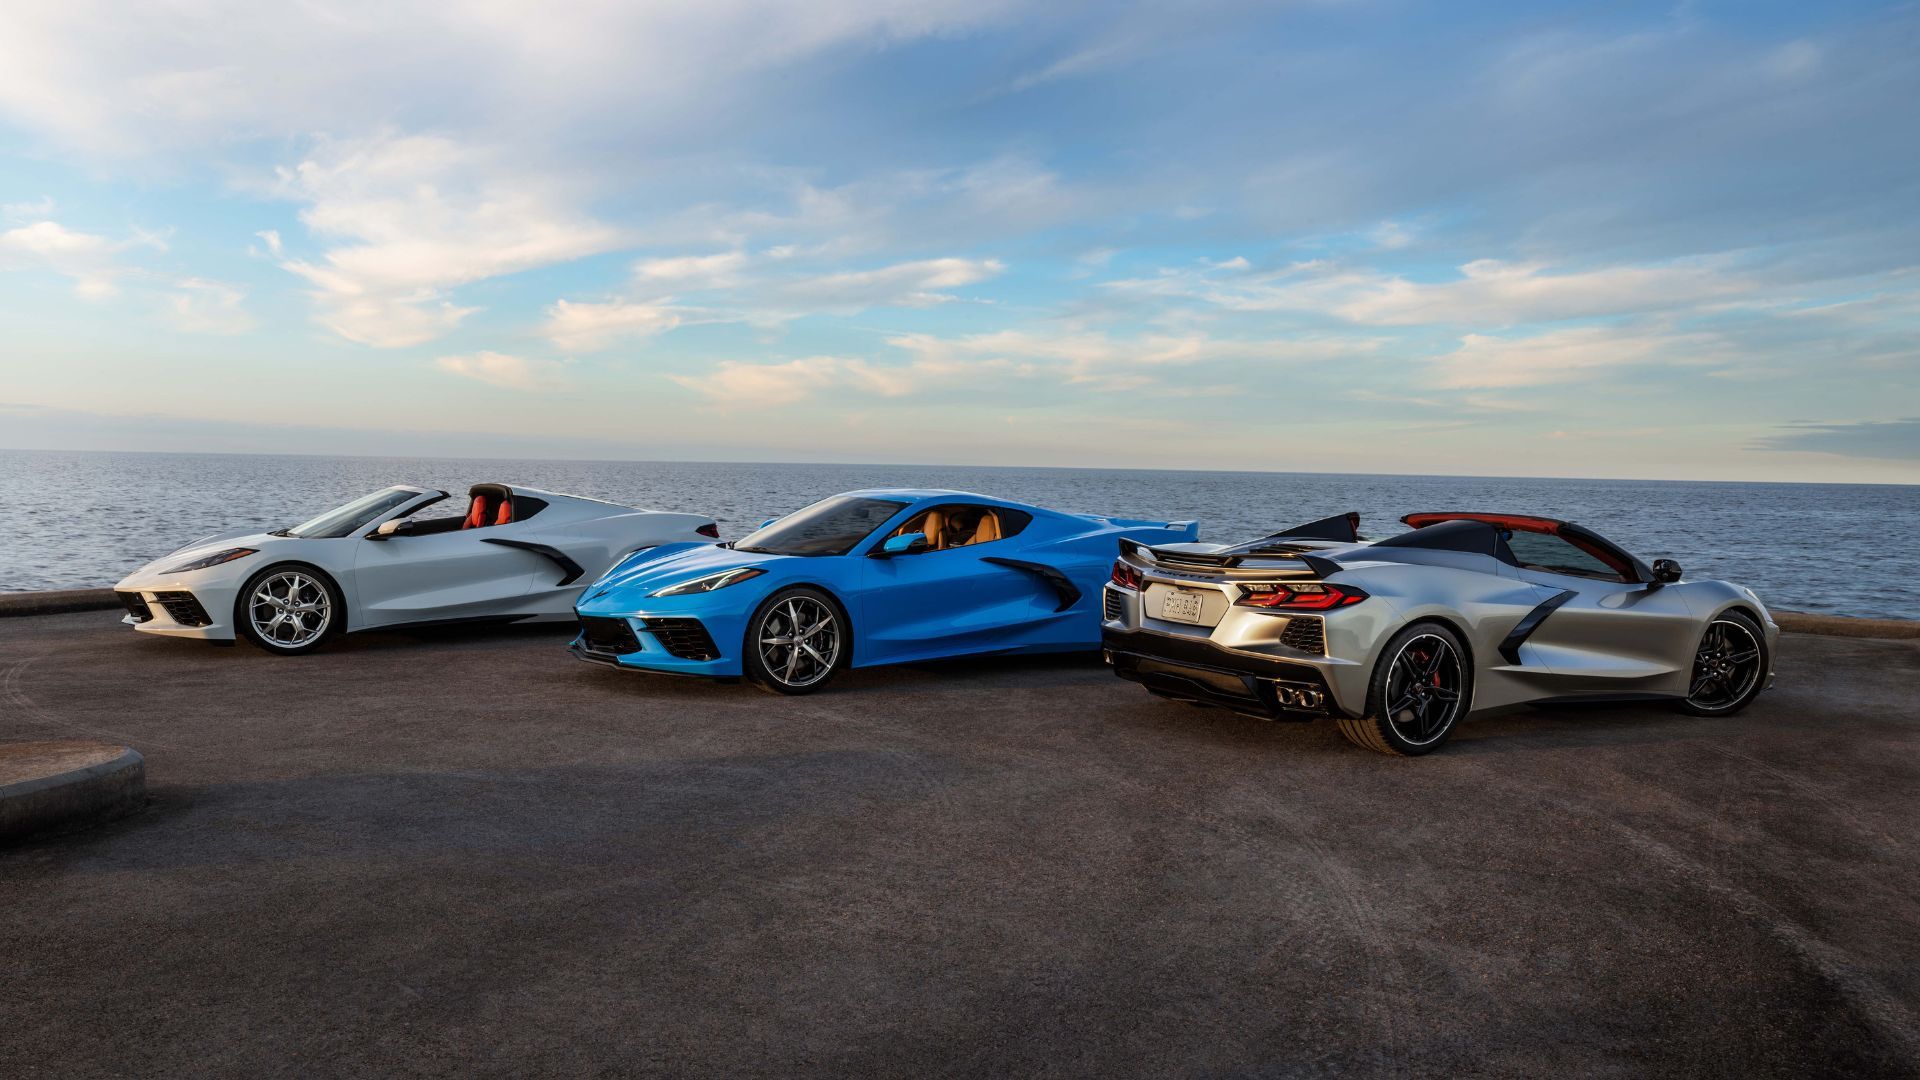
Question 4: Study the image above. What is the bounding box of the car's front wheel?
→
[743,587,848,695]
[1674,611,1768,716]
[234,563,342,655]
[1337,622,1472,756]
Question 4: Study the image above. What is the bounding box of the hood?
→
[580,542,789,600]
[133,529,284,576]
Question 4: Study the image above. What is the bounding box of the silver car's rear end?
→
[1101,539,1391,720]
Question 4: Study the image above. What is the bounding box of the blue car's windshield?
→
[734,496,909,557]
[286,486,423,538]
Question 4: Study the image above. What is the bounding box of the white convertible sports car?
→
[114,483,718,654]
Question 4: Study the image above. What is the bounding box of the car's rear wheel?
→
[1337,622,1472,756]
[234,563,342,656]
[744,587,848,695]
[1675,611,1768,716]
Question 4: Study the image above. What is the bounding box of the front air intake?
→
[642,618,720,661]
[578,615,642,656]
[152,591,210,627]
[117,591,153,623]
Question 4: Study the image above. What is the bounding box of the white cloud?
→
[1367,220,1414,250]
[771,257,1004,311]
[272,132,625,347]
[163,278,253,335]
[2,196,55,223]
[1334,259,1745,326]
[434,351,570,391]
[672,327,1372,407]
[548,252,1006,350]
[544,299,683,352]
[888,328,1372,387]
[0,217,252,328]
[0,220,122,297]
[631,251,752,291]
[0,1,1017,160]
[1430,326,1727,388]
[1106,256,1749,328]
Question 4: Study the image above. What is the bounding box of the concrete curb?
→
[1,741,146,843]
[0,589,1915,638]
[1775,610,1920,640]
[0,589,121,617]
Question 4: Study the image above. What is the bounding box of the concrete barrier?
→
[0,741,146,842]
[0,589,121,617]
[1774,610,1920,640]
[0,588,1915,637]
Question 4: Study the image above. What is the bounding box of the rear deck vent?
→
[1279,616,1325,655]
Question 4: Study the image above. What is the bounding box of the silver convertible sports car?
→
[114,484,717,654]
[1101,511,1779,755]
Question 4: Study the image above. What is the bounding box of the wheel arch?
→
[1382,611,1480,712]
[234,559,350,634]
[745,580,856,666]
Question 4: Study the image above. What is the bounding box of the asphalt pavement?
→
[1,611,1915,1078]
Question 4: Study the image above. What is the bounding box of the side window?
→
[1505,531,1625,582]
[889,505,1031,551]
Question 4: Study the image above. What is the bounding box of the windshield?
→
[734,496,909,557]
[287,487,423,538]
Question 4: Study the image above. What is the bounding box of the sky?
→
[0,0,1916,482]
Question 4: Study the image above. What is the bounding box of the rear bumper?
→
[1103,627,1358,720]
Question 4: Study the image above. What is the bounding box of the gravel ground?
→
[2,611,1916,1078]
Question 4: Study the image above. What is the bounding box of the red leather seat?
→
[462,495,491,530]
[494,498,513,526]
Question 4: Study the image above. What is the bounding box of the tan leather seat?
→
[968,511,1001,545]
[917,509,946,550]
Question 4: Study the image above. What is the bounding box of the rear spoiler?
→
[1096,515,1199,539]
[1118,537,1344,579]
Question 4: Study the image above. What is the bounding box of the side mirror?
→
[370,518,413,540]
[1651,558,1682,584]
[873,532,929,558]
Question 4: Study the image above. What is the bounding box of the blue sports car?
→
[570,489,1198,693]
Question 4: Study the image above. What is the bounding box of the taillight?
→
[697,523,720,538]
[1236,582,1367,610]
[1110,560,1144,590]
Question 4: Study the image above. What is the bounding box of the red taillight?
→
[1110,560,1143,590]
[1236,582,1367,610]
[697,523,720,538]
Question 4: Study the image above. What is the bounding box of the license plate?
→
[1159,590,1204,624]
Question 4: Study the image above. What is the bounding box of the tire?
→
[1336,622,1472,756]
[1674,611,1768,716]
[233,563,344,656]
[743,587,849,695]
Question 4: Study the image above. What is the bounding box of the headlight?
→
[164,547,257,574]
[650,567,765,597]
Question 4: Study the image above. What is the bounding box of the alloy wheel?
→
[249,571,332,649]
[1384,634,1463,746]
[1686,619,1763,711]
[757,596,841,689]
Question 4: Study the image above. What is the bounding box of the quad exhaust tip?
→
[1270,682,1325,710]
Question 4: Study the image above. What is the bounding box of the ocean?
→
[3,449,1916,618]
